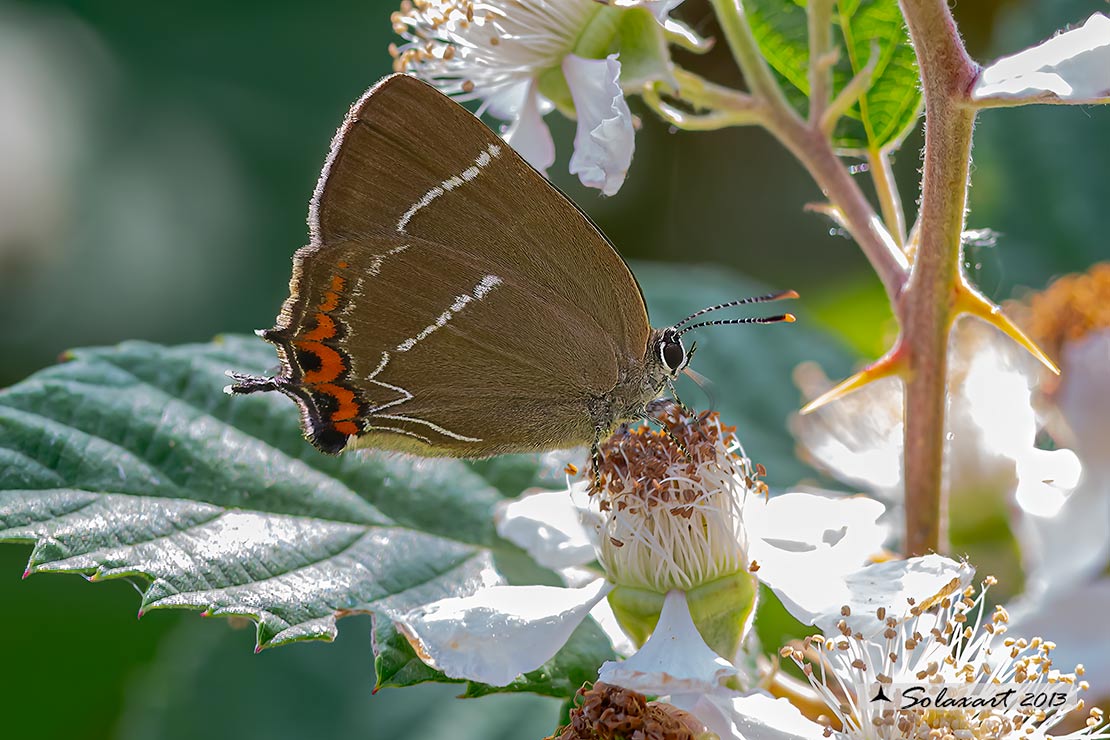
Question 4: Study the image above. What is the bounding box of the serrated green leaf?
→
[0,337,518,650]
[744,0,921,151]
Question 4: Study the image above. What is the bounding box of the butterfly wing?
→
[236,74,651,455]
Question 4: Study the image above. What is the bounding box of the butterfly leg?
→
[644,399,694,461]
[665,379,695,419]
[590,427,607,492]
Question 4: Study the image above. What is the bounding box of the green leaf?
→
[836,0,922,151]
[745,0,922,151]
[745,0,813,116]
[0,340,521,638]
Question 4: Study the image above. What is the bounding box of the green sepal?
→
[607,585,667,648]
[536,5,676,115]
[608,570,758,660]
[615,8,677,91]
[685,570,759,661]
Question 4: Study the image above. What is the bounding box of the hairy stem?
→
[897,0,979,556]
[770,118,909,304]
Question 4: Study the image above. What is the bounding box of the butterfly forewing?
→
[255,74,651,455]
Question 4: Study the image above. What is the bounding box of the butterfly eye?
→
[660,337,687,374]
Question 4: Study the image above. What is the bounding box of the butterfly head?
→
[655,328,693,379]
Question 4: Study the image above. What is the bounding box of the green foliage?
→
[116,617,561,740]
[836,0,922,151]
[746,0,922,151]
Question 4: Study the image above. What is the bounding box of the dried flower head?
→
[1019,262,1110,381]
[548,682,711,740]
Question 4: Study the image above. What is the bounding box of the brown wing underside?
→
[246,74,651,455]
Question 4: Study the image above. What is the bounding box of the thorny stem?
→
[867,148,907,247]
[897,0,979,556]
[708,0,909,305]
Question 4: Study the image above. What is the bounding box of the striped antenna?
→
[676,313,796,338]
[673,290,799,329]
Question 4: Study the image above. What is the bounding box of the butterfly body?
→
[230,74,690,456]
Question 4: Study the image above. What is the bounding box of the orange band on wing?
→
[318,276,346,312]
[295,340,346,384]
[301,312,338,342]
[314,382,360,422]
[282,266,367,445]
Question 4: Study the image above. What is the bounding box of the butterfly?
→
[227,74,795,463]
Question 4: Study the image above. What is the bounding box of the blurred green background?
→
[0,0,1106,737]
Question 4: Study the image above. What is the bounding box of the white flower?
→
[1005,265,1110,699]
[391,408,887,687]
[665,557,1109,740]
[390,0,684,194]
[973,13,1110,105]
[792,318,1081,536]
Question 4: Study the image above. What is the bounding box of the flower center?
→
[390,0,600,100]
[591,405,763,594]
[782,578,1105,740]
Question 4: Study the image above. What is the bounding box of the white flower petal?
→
[1015,471,1110,602]
[562,53,635,196]
[598,590,739,695]
[747,492,887,614]
[973,13,1110,104]
[1055,331,1110,466]
[396,579,611,686]
[791,367,904,499]
[1007,578,1110,699]
[1012,447,1082,518]
[501,83,556,177]
[794,321,1057,512]
[773,554,974,635]
[495,487,596,570]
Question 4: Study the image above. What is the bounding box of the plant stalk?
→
[709,0,795,114]
[708,0,909,305]
[867,148,907,247]
[897,0,979,556]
